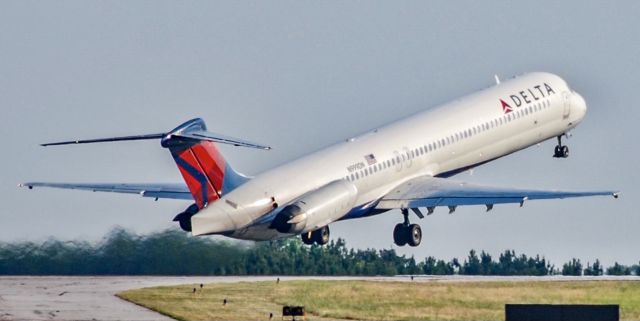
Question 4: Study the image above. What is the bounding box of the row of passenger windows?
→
[344,99,552,182]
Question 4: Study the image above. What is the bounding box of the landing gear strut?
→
[393,209,422,247]
[553,134,569,158]
[301,226,330,246]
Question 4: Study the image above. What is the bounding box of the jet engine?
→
[173,203,199,232]
[270,180,358,234]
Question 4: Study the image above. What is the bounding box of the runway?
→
[1,275,637,321]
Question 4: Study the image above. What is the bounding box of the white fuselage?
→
[191,72,588,240]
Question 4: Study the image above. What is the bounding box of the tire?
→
[393,224,407,246]
[301,232,314,245]
[562,145,569,158]
[407,224,422,247]
[313,226,330,245]
[554,145,561,157]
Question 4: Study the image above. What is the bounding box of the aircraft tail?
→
[162,119,252,208]
[41,117,270,209]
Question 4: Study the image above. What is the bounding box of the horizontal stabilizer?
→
[173,131,271,150]
[19,182,192,200]
[41,133,165,146]
[41,118,271,150]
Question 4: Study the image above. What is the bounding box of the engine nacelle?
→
[270,180,358,234]
[173,203,199,232]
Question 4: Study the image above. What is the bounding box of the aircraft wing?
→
[376,176,618,212]
[19,182,192,200]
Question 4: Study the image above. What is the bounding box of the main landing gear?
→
[301,226,330,246]
[553,134,569,158]
[393,208,422,247]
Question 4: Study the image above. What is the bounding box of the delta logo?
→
[500,99,513,114]
[499,83,556,114]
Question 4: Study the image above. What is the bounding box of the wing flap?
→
[377,176,618,210]
[19,182,192,200]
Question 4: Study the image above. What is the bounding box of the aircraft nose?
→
[572,91,587,122]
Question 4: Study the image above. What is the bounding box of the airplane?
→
[21,72,619,247]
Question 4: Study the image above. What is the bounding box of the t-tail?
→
[40,118,270,209]
[161,118,254,208]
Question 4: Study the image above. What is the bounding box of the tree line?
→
[0,227,638,276]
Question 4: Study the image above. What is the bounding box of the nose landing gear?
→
[393,208,422,247]
[553,135,569,158]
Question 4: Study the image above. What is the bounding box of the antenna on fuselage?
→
[494,74,501,85]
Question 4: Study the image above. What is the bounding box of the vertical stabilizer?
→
[161,118,249,208]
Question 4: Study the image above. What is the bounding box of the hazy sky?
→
[1,1,637,267]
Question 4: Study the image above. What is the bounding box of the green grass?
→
[117,280,640,321]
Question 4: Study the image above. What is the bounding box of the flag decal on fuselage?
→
[364,154,377,165]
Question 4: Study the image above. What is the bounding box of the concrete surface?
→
[0,275,637,321]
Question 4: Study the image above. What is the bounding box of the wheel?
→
[561,145,569,158]
[313,226,330,245]
[301,231,314,245]
[393,224,407,246]
[407,224,422,247]
[554,145,561,157]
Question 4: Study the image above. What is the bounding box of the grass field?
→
[117,279,640,321]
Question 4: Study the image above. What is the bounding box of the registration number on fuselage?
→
[347,162,366,173]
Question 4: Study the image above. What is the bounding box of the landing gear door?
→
[562,91,571,119]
